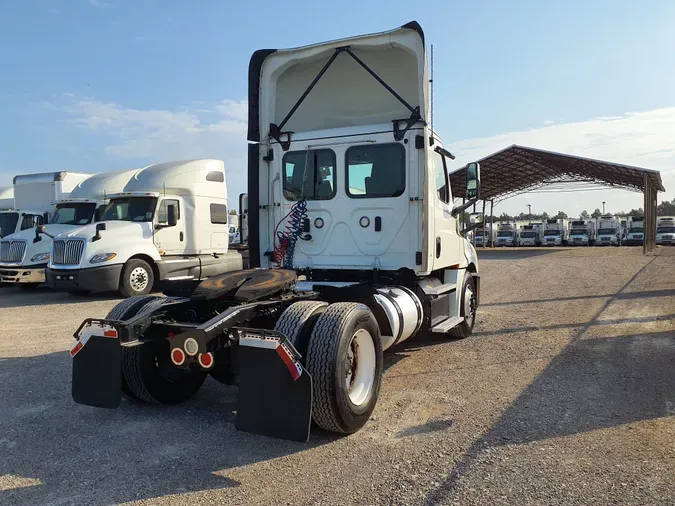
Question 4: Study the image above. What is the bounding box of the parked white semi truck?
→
[656,216,675,246]
[0,171,91,247]
[625,216,645,246]
[47,159,243,297]
[0,169,136,287]
[496,222,519,246]
[568,219,596,246]
[596,215,621,246]
[543,219,568,246]
[69,22,483,442]
[519,224,543,246]
[474,226,495,247]
[0,186,13,211]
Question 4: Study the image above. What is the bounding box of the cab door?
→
[153,197,187,255]
[430,146,462,270]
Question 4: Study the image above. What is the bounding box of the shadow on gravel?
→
[0,351,333,505]
[0,287,123,309]
[481,288,675,307]
[477,248,570,260]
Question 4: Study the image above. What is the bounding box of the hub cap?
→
[129,266,149,292]
[345,329,376,407]
[464,282,476,327]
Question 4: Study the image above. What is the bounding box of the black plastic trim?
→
[248,49,277,142]
[401,21,425,46]
[248,144,261,268]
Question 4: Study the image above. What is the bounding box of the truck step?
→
[431,316,464,333]
[423,283,457,296]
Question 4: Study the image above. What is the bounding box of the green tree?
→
[580,210,590,219]
[553,211,568,219]
[498,212,512,221]
[229,209,237,215]
[591,208,602,218]
[657,199,675,216]
[627,207,644,216]
[540,211,549,220]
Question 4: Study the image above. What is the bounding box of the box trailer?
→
[625,216,645,246]
[68,22,483,442]
[568,219,596,246]
[519,224,543,246]
[543,218,568,246]
[656,216,675,246]
[495,222,519,246]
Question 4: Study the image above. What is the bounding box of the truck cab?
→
[569,219,595,246]
[543,219,568,246]
[656,217,675,245]
[625,216,645,246]
[496,222,518,246]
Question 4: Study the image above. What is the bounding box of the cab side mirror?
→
[167,204,178,227]
[93,222,106,242]
[466,162,481,200]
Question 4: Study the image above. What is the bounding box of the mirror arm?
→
[460,222,483,238]
[451,197,478,218]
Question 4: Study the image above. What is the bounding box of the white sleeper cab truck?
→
[68,23,482,443]
[625,216,645,246]
[519,224,542,246]
[568,219,596,246]
[47,159,243,297]
[496,222,518,246]
[656,217,675,246]
[543,219,568,246]
[596,215,621,246]
[0,169,136,288]
[0,186,13,211]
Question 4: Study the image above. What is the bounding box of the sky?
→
[1,0,674,217]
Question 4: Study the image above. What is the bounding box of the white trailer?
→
[568,219,596,246]
[496,222,519,246]
[625,216,645,246]
[656,216,675,246]
[0,171,91,239]
[519,223,543,246]
[47,159,243,297]
[543,218,568,246]
[0,186,13,211]
[0,169,136,287]
[596,215,621,246]
[69,22,483,442]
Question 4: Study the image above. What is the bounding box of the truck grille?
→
[53,239,85,265]
[0,240,27,263]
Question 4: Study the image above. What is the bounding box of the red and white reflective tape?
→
[276,342,303,381]
[238,331,303,381]
[71,322,117,358]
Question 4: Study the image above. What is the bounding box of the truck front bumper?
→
[47,264,122,292]
[0,264,47,284]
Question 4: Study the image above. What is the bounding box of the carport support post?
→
[490,200,495,248]
[482,200,487,248]
[643,174,656,254]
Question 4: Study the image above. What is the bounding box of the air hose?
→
[273,199,308,268]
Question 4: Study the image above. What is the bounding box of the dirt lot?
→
[0,247,674,506]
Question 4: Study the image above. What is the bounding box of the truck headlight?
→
[30,252,50,263]
[90,253,117,264]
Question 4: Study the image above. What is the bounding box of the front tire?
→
[305,302,383,434]
[119,259,154,297]
[448,272,477,339]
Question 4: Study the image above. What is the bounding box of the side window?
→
[282,149,336,201]
[210,204,228,224]
[20,214,35,230]
[346,143,405,198]
[434,150,450,204]
[157,199,180,224]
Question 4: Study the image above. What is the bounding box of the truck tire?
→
[305,302,383,434]
[105,295,159,400]
[448,272,477,339]
[274,301,328,356]
[119,259,154,297]
[121,297,207,405]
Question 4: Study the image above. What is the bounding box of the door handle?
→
[180,232,184,242]
[436,237,441,258]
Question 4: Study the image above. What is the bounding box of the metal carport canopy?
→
[449,144,665,203]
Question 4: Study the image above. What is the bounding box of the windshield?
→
[49,203,96,225]
[497,231,513,237]
[520,231,535,238]
[629,227,643,234]
[598,228,616,235]
[657,227,675,234]
[101,197,157,222]
[545,230,561,236]
[0,212,19,237]
[570,229,587,235]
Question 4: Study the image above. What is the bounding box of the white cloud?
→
[448,108,675,216]
[87,0,111,8]
[543,119,554,125]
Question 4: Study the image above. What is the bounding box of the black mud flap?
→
[72,335,122,409]
[235,329,312,442]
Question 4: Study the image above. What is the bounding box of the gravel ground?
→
[0,246,673,506]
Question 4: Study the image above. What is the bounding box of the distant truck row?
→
[473,215,670,247]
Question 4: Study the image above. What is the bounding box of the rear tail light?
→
[198,352,214,369]
[171,348,186,366]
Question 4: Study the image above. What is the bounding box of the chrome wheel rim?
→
[345,329,376,407]
[130,266,149,292]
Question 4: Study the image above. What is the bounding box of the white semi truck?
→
[568,219,596,246]
[0,171,91,246]
[625,216,645,246]
[0,169,136,287]
[519,224,543,246]
[656,216,675,246]
[474,226,495,247]
[47,159,243,297]
[496,222,519,246]
[596,215,622,246]
[68,22,483,442]
[543,218,568,246]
